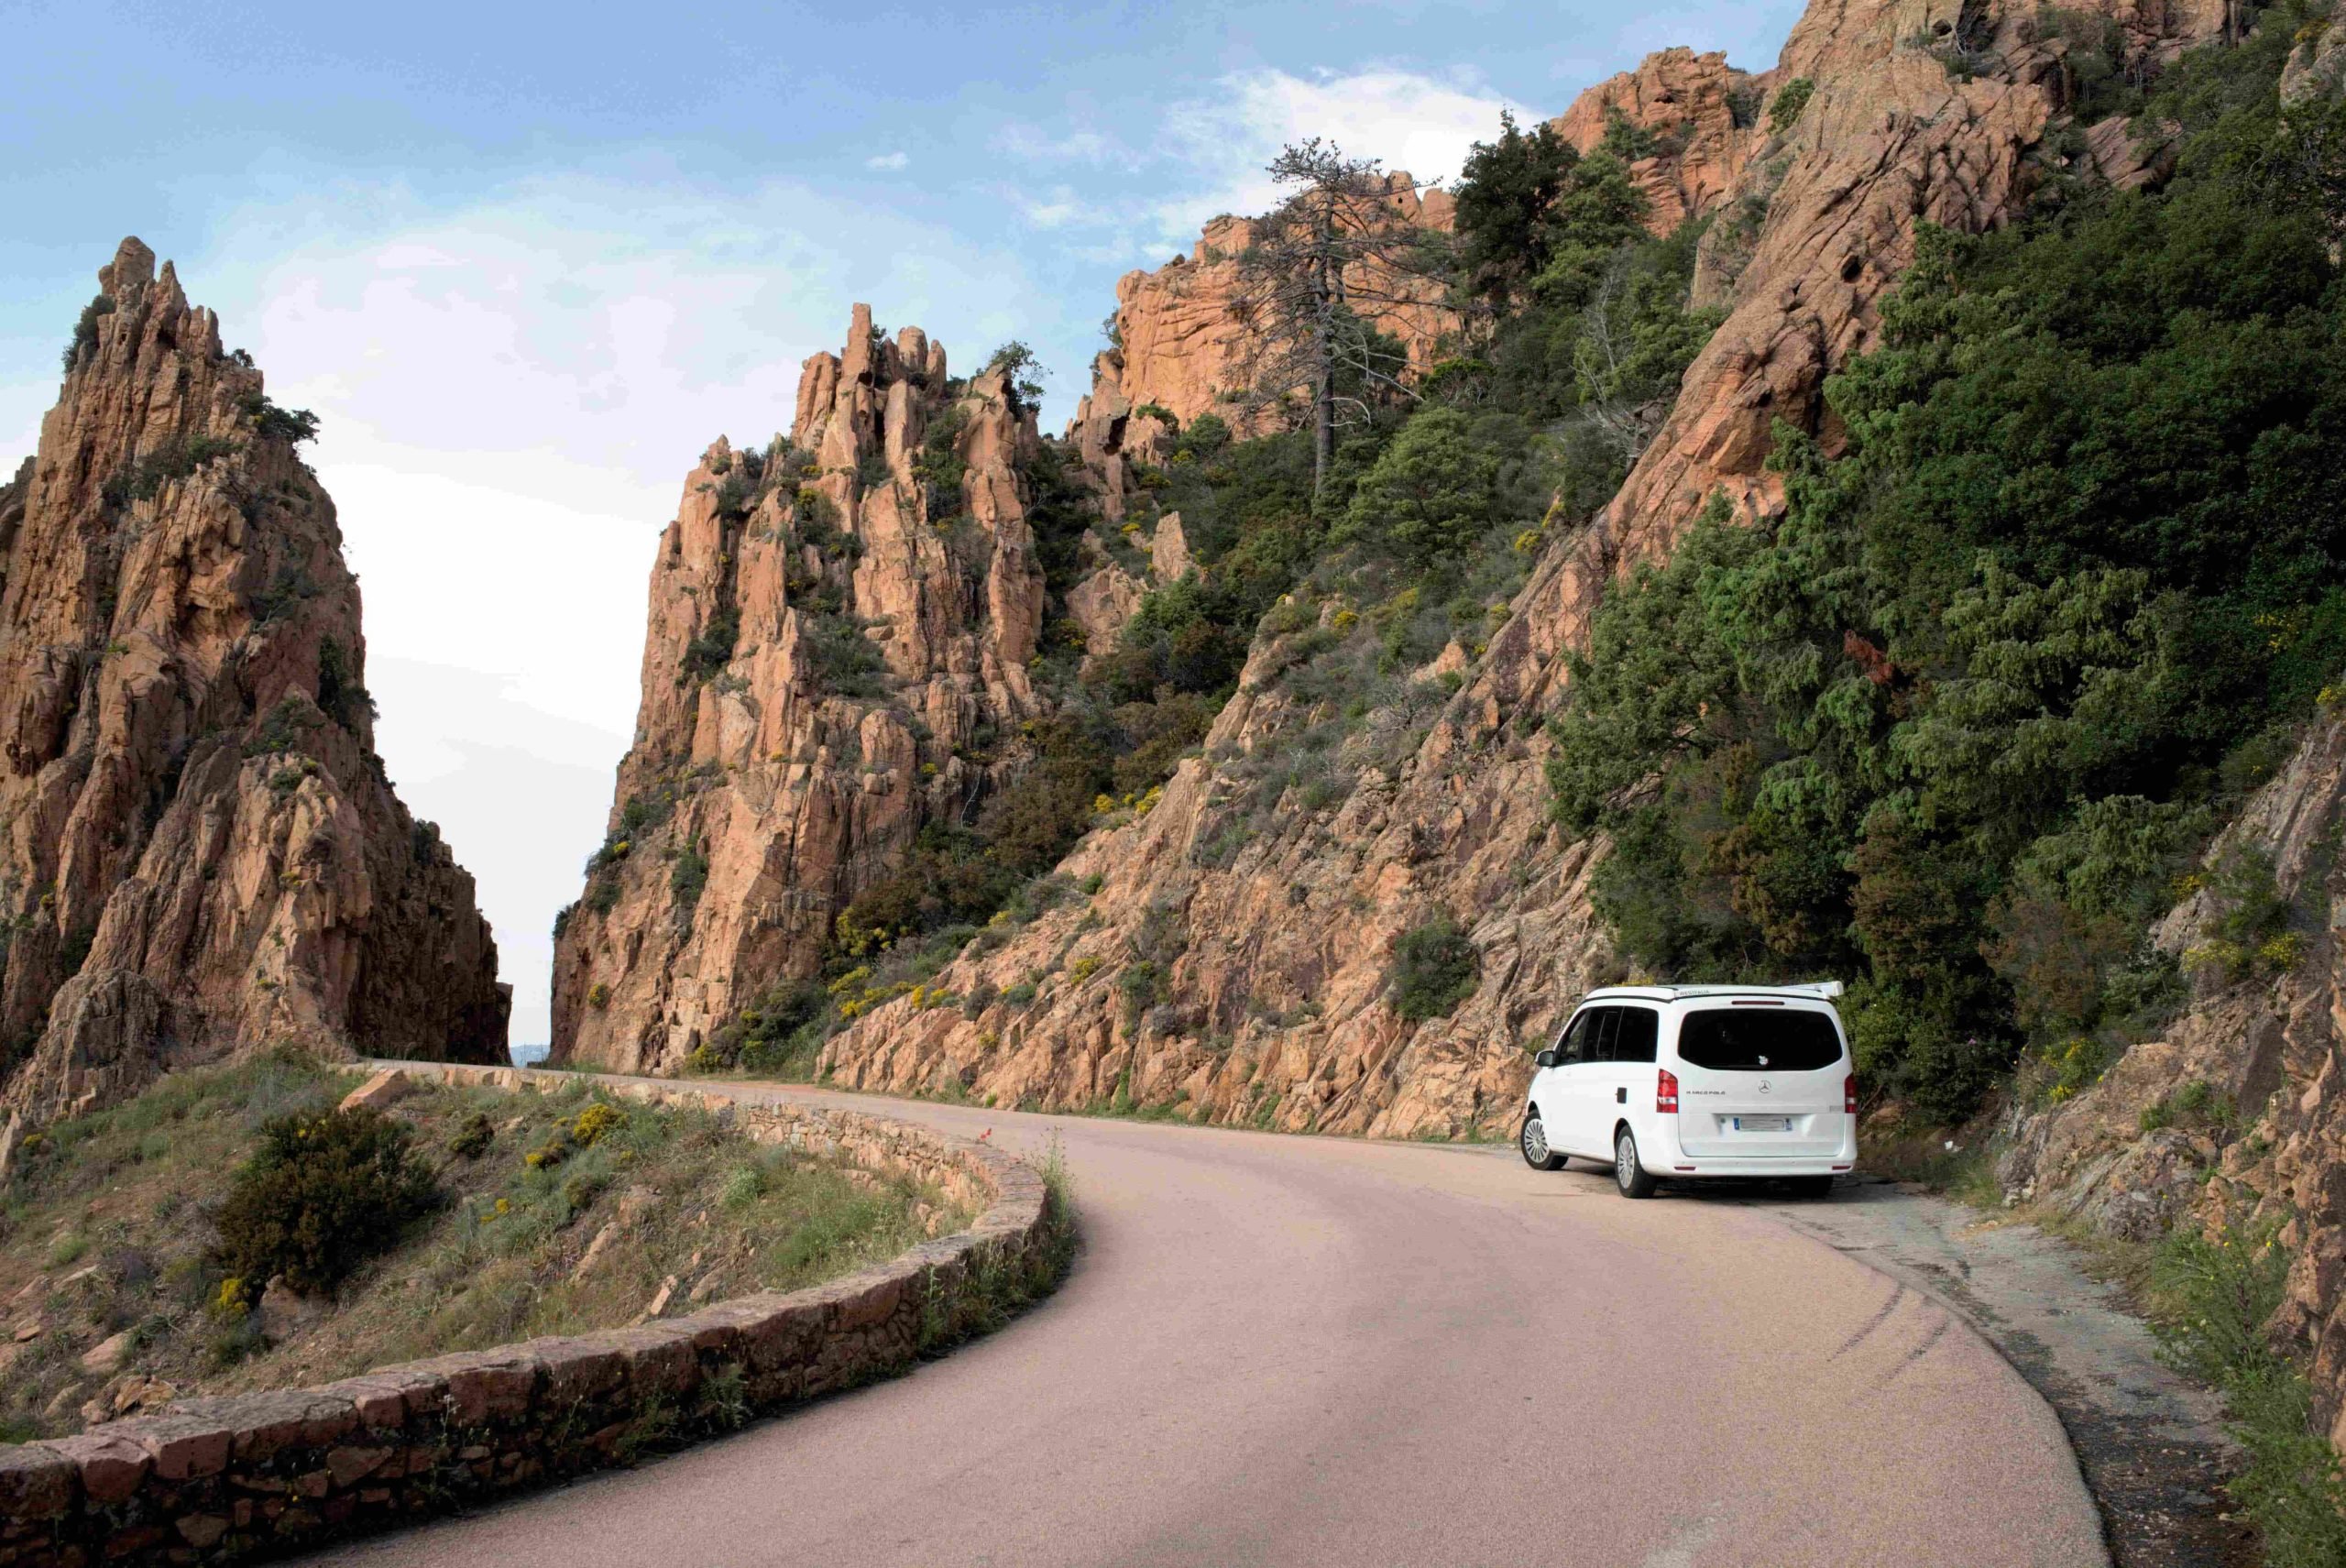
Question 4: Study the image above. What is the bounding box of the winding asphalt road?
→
[316,1084,2104,1568]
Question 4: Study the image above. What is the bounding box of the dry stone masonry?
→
[0,1066,1060,1567]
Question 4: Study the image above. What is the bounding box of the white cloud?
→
[865,150,910,170]
[1154,66,1534,237]
[1005,183,1090,230]
[982,66,1530,258]
[993,123,1134,170]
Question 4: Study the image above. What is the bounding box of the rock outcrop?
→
[1550,46,1774,237]
[549,310,1055,1072]
[2283,10,2346,102]
[1999,707,2346,1448]
[0,239,506,1135]
[817,0,2237,1135]
[1080,175,1458,436]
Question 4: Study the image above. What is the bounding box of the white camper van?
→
[1518,984,1858,1198]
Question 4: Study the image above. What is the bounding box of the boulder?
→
[80,1328,135,1376]
[258,1278,323,1343]
[338,1069,413,1114]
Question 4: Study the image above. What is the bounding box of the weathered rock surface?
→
[817,0,2237,1135]
[2283,11,2346,101]
[1550,46,1774,237]
[0,239,506,1136]
[1078,174,1458,437]
[2001,707,2346,1450]
[549,310,1055,1072]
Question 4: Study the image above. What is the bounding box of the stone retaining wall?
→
[0,1066,1064,1566]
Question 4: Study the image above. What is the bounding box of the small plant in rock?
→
[1768,77,1814,134]
[1389,912,1480,1022]
[214,1107,441,1297]
[697,1362,751,1431]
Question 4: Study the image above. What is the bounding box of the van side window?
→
[1615,1006,1659,1064]
[1587,1008,1621,1064]
[1554,1012,1592,1065]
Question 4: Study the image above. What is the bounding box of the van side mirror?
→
[1534,1048,1557,1069]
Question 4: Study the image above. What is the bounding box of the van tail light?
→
[1657,1069,1679,1114]
[1845,1074,1858,1115]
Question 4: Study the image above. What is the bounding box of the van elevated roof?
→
[1583,981,1845,1002]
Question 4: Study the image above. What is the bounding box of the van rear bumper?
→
[1654,1156,1854,1178]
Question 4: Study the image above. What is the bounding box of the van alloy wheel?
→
[1614,1127,1658,1199]
[1518,1112,1563,1171]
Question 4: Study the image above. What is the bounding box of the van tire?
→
[1519,1111,1565,1171]
[1614,1127,1658,1199]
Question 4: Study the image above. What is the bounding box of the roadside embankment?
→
[0,1065,1069,1567]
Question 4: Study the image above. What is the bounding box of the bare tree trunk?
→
[1312,221,1335,497]
[1312,321,1333,493]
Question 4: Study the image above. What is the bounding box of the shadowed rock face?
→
[0,239,507,1139]
[549,310,1053,1073]
[815,0,2234,1136]
[2001,708,2346,1451]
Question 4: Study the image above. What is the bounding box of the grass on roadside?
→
[2149,1219,2346,1568]
[0,1055,963,1441]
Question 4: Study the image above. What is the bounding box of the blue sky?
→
[2,0,1803,1049]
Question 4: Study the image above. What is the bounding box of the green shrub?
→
[1339,407,1503,572]
[800,611,887,697]
[681,609,739,683]
[2153,1221,2346,1567]
[449,1112,494,1159]
[214,1107,440,1296]
[241,394,321,444]
[1768,77,1814,134]
[671,846,709,920]
[1390,913,1479,1021]
[103,433,241,508]
[61,294,115,370]
[316,636,375,731]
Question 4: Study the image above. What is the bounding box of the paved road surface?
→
[314,1084,2104,1568]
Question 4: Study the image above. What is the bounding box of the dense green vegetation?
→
[1547,17,2346,1118]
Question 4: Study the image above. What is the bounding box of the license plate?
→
[1731,1115,1792,1133]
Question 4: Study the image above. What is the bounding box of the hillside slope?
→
[817,0,2239,1134]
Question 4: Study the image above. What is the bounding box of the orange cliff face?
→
[1073,173,1460,455]
[814,0,2237,1137]
[1549,45,1774,238]
[548,308,1055,1073]
[0,238,507,1146]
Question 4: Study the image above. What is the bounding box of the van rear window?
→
[1677,1009,1844,1072]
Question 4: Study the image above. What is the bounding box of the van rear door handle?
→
[1616,1087,1627,1104]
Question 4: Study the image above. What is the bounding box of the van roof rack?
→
[1585,981,1845,1002]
